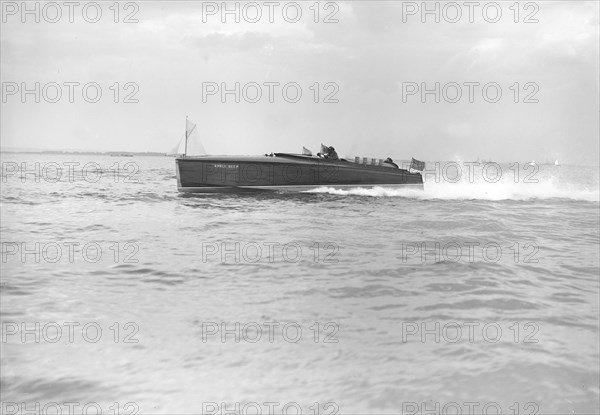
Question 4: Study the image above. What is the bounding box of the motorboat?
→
[173,118,424,193]
[176,153,424,193]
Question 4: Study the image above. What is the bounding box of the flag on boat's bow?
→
[410,158,425,172]
[186,118,197,136]
[168,118,206,157]
[302,147,313,156]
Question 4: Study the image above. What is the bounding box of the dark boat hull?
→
[176,154,423,193]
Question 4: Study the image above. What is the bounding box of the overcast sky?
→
[1,1,598,164]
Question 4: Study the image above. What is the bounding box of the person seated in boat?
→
[325,146,339,160]
[383,157,399,168]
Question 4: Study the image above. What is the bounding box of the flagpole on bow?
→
[184,116,188,157]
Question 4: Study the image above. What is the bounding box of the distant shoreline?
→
[0,149,169,157]
[1,150,598,167]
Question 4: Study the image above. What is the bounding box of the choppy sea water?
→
[1,153,598,415]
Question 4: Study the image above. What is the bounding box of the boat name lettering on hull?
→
[213,164,239,169]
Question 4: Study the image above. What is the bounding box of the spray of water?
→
[307,163,599,202]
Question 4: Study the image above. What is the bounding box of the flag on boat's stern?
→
[302,147,313,156]
[410,158,425,171]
